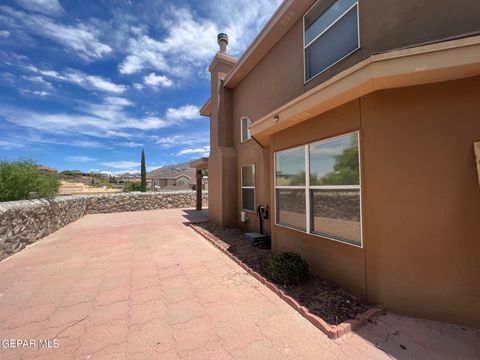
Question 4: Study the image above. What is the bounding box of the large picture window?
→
[304,0,359,81]
[241,165,255,212]
[275,132,362,246]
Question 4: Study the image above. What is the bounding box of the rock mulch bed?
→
[190,222,383,338]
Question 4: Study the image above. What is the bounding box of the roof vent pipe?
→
[217,33,228,53]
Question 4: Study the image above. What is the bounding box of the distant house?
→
[148,164,207,191]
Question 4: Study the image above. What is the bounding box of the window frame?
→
[241,164,256,213]
[240,117,252,143]
[274,144,307,231]
[303,0,360,83]
[274,131,363,248]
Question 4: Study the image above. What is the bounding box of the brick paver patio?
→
[0,209,478,359]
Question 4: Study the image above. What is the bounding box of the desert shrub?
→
[0,158,59,201]
[123,181,142,192]
[269,251,308,285]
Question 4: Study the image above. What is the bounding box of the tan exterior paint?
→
[204,0,480,327]
[207,52,238,227]
[251,36,480,144]
[360,77,480,327]
[475,142,480,188]
[271,76,480,326]
[225,0,480,90]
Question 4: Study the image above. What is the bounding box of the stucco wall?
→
[230,0,480,124]
[270,76,480,327]
[0,191,208,260]
[272,100,365,297]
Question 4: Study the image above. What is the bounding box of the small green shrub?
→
[0,158,59,202]
[269,251,308,285]
[123,180,142,192]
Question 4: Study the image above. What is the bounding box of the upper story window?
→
[240,117,252,142]
[304,0,359,82]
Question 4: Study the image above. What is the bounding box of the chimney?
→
[217,33,228,53]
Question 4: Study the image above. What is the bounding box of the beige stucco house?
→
[148,164,207,191]
[199,0,480,327]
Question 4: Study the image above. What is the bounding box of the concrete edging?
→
[189,224,385,339]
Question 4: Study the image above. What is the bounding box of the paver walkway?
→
[0,209,478,359]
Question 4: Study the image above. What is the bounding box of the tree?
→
[0,158,60,202]
[140,148,147,192]
[314,136,359,185]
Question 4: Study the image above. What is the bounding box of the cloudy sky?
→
[0,0,280,173]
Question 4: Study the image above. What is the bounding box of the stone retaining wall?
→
[0,191,208,260]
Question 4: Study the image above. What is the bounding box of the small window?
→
[304,0,359,81]
[241,164,255,212]
[240,117,252,142]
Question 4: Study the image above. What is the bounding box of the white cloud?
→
[28,65,127,94]
[15,0,63,16]
[0,132,108,149]
[178,145,210,157]
[0,30,9,38]
[154,134,208,148]
[22,89,49,96]
[22,75,53,89]
[117,1,280,78]
[85,74,126,93]
[0,6,111,60]
[143,72,173,88]
[0,139,25,149]
[165,105,199,121]
[67,155,96,162]
[70,139,106,148]
[104,96,133,106]
[133,83,144,90]
[0,101,202,139]
[119,54,146,75]
[119,141,143,148]
[101,161,139,170]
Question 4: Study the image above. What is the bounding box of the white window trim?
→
[240,117,252,143]
[303,0,361,83]
[274,131,363,248]
[241,164,256,213]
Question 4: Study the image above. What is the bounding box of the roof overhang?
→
[250,35,480,145]
[200,98,211,117]
[223,0,314,88]
[189,157,209,170]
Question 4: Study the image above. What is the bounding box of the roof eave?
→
[200,98,211,117]
[250,35,480,145]
[223,0,314,89]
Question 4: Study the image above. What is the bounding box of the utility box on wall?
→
[475,142,480,188]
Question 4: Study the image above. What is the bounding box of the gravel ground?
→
[191,222,372,325]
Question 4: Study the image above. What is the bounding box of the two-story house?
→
[199,0,480,327]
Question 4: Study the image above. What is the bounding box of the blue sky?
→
[0,0,280,174]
